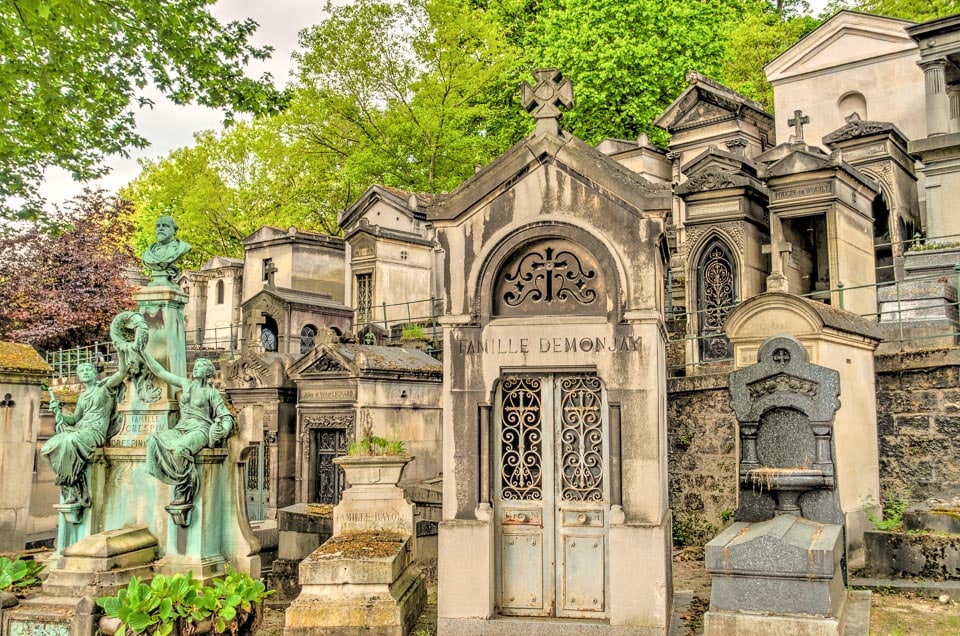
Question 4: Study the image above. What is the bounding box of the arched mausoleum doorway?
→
[494,373,610,618]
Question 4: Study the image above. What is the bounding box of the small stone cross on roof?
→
[787,109,810,142]
[521,68,574,136]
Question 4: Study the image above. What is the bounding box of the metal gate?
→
[495,374,608,618]
[246,441,270,521]
[314,428,347,504]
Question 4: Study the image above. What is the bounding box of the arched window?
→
[838,92,867,124]
[696,240,736,362]
[260,316,279,352]
[216,280,225,305]
[300,324,318,354]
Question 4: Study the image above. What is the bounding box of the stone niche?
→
[432,71,674,635]
[725,292,883,566]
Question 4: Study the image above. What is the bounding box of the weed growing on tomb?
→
[347,413,407,456]
[348,436,407,456]
[0,556,43,593]
[866,489,910,532]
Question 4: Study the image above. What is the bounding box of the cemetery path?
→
[252,555,960,636]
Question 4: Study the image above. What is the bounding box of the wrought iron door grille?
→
[500,377,543,501]
[558,376,604,502]
[356,273,372,323]
[698,242,735,361]
[315,428,347,504]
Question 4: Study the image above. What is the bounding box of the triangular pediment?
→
[766,11,917,83]
[764,151,834,177]
[429,131,671,223]
[655,72,773,135]
[339,185,426,235]
[349,233,377,260]
[682,147,757,177]
[288,344,354,378]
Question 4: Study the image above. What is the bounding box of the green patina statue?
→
[42,353,128,507]
[142,215,192,287]
[141,352,234,525]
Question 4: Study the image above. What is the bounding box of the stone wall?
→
[875,349,960,504]
[666,373,738,547]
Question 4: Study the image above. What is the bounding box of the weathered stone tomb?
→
[434,69,674,634]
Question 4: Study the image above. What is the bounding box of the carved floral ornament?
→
[493,239,605,317]
[684,169,736,192]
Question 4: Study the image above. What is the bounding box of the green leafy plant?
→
[0,556,44,592]
[96,568,273,636]
[866,490,910,532]
[347,435,407,457]
[401,323,427,341]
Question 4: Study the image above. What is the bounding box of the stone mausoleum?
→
[432,69,674,634]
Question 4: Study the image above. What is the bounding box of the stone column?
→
[949,85,960,134]
[921,58,950,137]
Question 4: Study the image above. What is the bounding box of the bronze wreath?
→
[110,311,149,353]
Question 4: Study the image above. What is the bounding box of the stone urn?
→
[333,454,413,488]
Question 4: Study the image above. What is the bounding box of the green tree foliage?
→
[292,0,524,193]
[127,0,524,259]
[0,0,286,220]
[124,119,340,269]
[823,0,960,21]
[717,2,819,111]
[523,0,746,145]
[0,190,137,351]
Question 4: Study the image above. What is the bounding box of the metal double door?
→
[495,373,608,618]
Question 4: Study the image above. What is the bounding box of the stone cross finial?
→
[521,68,574,136]
[787,109,810,142]
[264,261,278,288]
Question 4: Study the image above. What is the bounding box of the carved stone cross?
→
[264,261,278,288]
[762,241,793,293]
[521,68,574,136]
[787,109,810,142]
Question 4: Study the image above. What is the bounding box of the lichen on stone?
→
[0,341,50,374]
[313,530,406,559]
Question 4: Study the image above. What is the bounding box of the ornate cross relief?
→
[521,68,574,136]
[494,240,603,317]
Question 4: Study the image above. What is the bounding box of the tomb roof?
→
[429,130,670,222]
[822,113,908,146]
[654,71,773,135]
[339,184,430,232]
[242,225,345,250]
[289,342,442,377]
[765,10,917,84]
[199,256,244,271]
[242,286,352,313]
[0,341,50,375]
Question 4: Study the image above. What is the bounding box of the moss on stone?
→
[0,341,50,374]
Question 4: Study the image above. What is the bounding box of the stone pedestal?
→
[43,525,158,597]
[154,450,230,579]
[284,535,425,636]
[284,455,426,635]
[704,516,847,636]
[1,596,98,636]
[134,285,188,379]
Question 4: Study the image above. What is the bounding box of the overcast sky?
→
[38,0,833,207]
